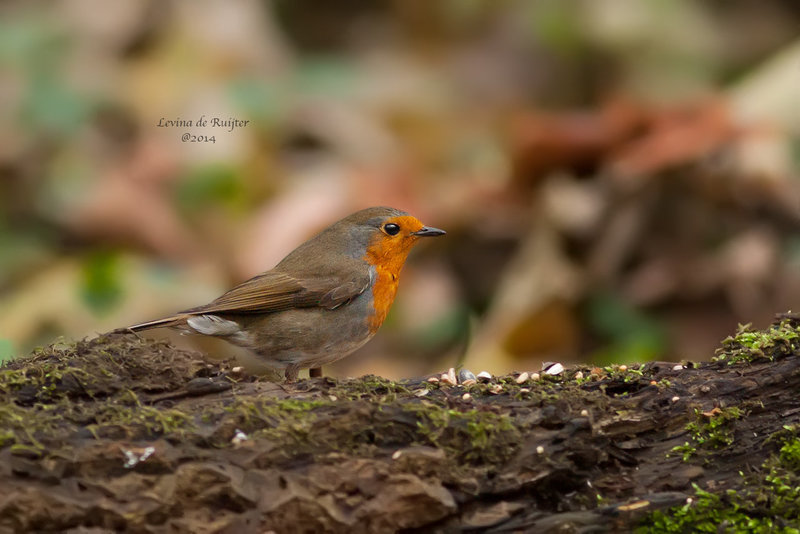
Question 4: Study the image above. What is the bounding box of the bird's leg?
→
[309,367,323,378]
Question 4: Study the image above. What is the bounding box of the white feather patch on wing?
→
[187,315,242,336]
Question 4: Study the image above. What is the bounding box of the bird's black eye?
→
[383,223,400,236]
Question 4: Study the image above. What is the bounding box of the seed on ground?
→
[458,369,476,383]
[477,371,493,382]
[447,367,457,385]
[544,363,564,375]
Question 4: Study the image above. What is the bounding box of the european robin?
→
[125,207,445,381]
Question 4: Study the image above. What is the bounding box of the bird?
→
[124,206,445,381]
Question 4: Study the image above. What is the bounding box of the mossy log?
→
[2,316,800,533]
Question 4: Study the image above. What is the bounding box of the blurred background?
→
[2,0,800,378]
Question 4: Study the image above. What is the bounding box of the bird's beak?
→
[412,226,446,237]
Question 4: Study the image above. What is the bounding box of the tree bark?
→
[1,317,799,533]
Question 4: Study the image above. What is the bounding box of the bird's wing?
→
[181,270,371,315]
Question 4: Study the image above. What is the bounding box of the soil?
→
[2,317,800,533]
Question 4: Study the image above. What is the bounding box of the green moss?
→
[645,431,800,532]
[670,406,744,461]
[331,375,411,401]
[0,403,61,449]
[689,406,743,449]
[668,442,696,462]
[190,396,338,457]
[0,430,15,447]
[622,366,645,383]
[203,394,521,466]
[779,437,800,471]
[9,443,44,458]
[715,320,800,365]
[639,484,795,533]
[405,402,520,464]
[0,336,213,450]
[90,403,193,437]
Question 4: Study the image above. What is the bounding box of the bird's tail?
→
[113,315,189,334]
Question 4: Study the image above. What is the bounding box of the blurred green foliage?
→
[1,0,799,373]
[586,292,667,365]
[0,339,13,364]
[0,18,92,135]
[80,251,123,316]
[176,164,249,216]
[0,229,52,286]
[530,0,584,55]
[229,77,287,125]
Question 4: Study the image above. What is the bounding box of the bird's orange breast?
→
[362,216,423,333]
[366,264,400,333]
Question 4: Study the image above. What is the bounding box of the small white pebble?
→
[671,396,680,403]
[536,445,544,454]
[515,372,529,384]
[231,430,248,446]
[672,364,683,371]
[328,395,338,402]
[574,371,584,380]
[462,393,472,401]
[415,389,430,397]
[545,363,564,375]
[531,373,540,380]
[477,371,493,381]
[519,388,530,394]
[580,409,589,417]
[427,376,440,384]
[440,373,456,386]
[123,448,155,468]
[447,367,457,385]
[231,366,243,374]
[619,365,628,372]
[392,450,402,460]
[489,384,503,395]
[122,452,138,469]
[461,379,476,387]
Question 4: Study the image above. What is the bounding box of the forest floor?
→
[2,317,800,533]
